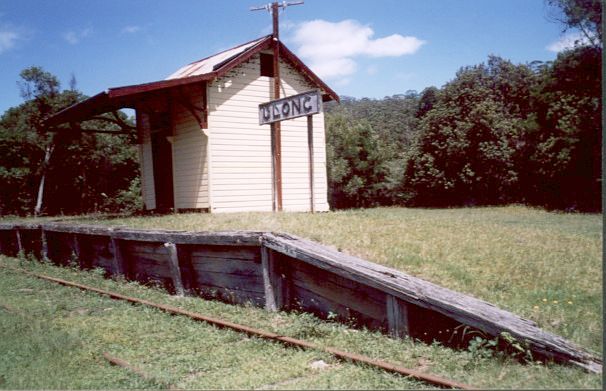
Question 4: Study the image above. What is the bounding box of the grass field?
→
[0,255,601,389]
[0,205,602,389]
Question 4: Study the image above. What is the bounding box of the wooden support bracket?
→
[175,84,208,129]
[164,242,185,296]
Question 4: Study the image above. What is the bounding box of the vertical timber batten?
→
[15,229,23,254]
[386,295,410,339]
[40,228,49,261]
[307,115,315,213]
[261,246,285,311]
[72,234,83,268]
[110,236,127,277]
[164,242,185,296]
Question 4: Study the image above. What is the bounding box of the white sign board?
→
[259,90,321,125]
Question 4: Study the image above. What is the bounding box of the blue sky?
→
[0,0,576,113]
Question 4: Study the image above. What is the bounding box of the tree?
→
[325,114,398,208]
[404,56,536,206]
[17,67,75,215]
[0,67,140,216]
[527,45,602,211]
[416,86,439,119]
[546,0,602,46]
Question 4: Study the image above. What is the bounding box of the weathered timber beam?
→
[40,223,263,245]
[111,229,263,246]
[260,232,602,374]
[41,223,114,236]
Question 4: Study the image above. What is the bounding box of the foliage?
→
[0,66,140,216]
[325,43,601,211]
[404,56,536,206]
[326,114,399,208]
[325,94,420,208]
[546,0,602,46]
[526,46,602,211]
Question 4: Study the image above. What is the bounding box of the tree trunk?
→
[34,143,54,216]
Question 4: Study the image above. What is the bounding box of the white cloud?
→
[546,31,592,52]
[0,29,18,54]
[290,19,425,82]
[122,25,141,34]
[63,27,92,44]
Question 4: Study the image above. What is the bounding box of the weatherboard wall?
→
[279,61,329,212]
[207,53,329,213]
[171,95,209,210]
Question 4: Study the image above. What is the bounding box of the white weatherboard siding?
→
[138,112,156,210]
[208,55,273,213]
[172,97,209,209]
[279,62,329,212]
[207,53,329,213]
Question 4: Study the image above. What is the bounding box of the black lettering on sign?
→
[272,104,281,119]
[263,106,271,121]
[292,97,301,116]
[303,96,312,112]
[281,102,290,116]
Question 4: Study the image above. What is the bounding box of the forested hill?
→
[323,45,601,212]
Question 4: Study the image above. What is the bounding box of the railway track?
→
[1,263,473,390]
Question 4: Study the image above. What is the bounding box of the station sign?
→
[259,90,321,125]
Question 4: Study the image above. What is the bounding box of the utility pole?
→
[251,1,304,211]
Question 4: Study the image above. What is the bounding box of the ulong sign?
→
[259,90,321,125]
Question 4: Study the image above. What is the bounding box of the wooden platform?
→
[0,221,601,373]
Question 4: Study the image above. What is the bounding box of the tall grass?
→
[0,254,601,389]
[78,205,602,354]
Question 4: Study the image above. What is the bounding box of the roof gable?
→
[46,36,338,127]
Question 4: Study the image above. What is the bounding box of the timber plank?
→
[112,229,263,245]
[289,261,386,321]
[190,257,261,276]
[189,245,261,261]
[193,270,264,294]
[290,283,385,331]
[195,283,265,306]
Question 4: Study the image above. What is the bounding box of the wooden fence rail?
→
[0,222,601,373]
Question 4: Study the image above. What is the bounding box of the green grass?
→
[71,205,603,355]
[0,254,601,389]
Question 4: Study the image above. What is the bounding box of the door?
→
[151,127,174,212]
